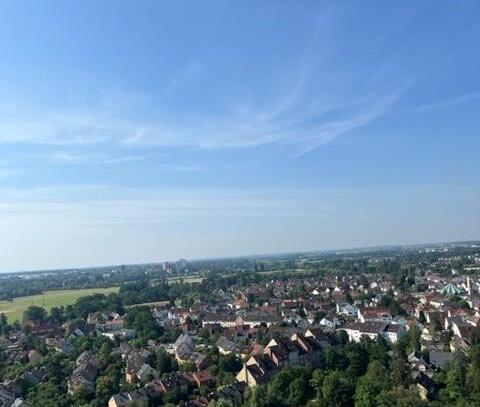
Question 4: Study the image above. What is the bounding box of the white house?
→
[336,303,358,317]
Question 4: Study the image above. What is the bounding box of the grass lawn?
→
[0,286,119,322]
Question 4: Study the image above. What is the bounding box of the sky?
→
[0,1,479,272]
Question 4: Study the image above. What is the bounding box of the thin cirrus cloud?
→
[0,55,406,155]
[408,92,480,113]
[50,152,204,172]
[50,152,149,165]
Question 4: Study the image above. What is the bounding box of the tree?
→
[156,349,174,374]
[99,340,114,364]
[320,370,353,407]
[391,346,410,387]
[23,305,47,322]
[354,360,391,407]
[288,377,310,407]
[324,347,348,370]
[244,385,270,407]
[96,360,122,407]
[408,325,421,353]
[267,367,311,407]
[0,313,10,335]
[467,345,480,402]
[49,307,65,324]
[27,380,70,407]
[376,386,427,406]
[311,369,326,400]
[344,342,369,378]
[124,306,163,344]
[217,353,242,374]
[335,330,349,346]
[441,351,468,403]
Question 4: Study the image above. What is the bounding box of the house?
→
[264,337,299,367]
[343,322,385,342]
[108,389,149,407]
[305,327,337,347]
[45,337,74,354]
[242,312,281,328]
[336,303,358,318]
[343,322,405,344]
[291,332,323,366]
[172,333,210,369]
[202,314,238,328]
[216,337,239,355]
[429,350,453,370]
[381,324,406,343]
[208,382,246,406]
[25,320,61,336]
[98,327,135,341]
[136,363,159,383]
[0,388,15,407]
[357,307,392,323]
[236,355,276,387]
[414,371,439,401]
[173,333,195,354]
[236,330,327,387]
[319,316,339,329]
[187,370,215,388]
[145,376,184,397]
[68,352,104,395]
[408,351,430,372]
[125,352,151,384]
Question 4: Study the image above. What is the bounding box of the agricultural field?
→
[167,275,204,284]
[0,286,119,322]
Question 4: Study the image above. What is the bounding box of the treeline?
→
[0,267,154,301]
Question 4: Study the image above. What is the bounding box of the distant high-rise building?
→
[162,261,172,274]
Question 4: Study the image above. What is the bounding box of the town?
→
[1,243,480,406]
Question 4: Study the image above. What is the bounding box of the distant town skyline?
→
[0,1,479,272]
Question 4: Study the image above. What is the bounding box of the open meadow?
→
[0,286,119,322]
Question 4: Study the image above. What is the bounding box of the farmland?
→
[167,275,204,284]
[0,286,119,322]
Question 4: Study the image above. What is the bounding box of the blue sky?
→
[0,1,479,271]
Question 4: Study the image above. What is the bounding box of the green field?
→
[0,287,119,322]
[167,276,204,284]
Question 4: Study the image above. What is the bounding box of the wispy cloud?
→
[0,53,405,155]
[47,152,206,174]
[51,152,148,165]
[409,92,480,113]
[49,152,203,172]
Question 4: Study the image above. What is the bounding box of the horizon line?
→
[1,238,479,276]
